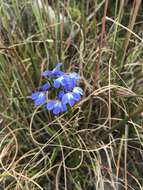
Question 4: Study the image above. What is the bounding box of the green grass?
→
[0,0,143,189]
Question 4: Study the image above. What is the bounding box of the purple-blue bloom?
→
[62,87,83,106]
[57,91,65,100]
[53,72,80,91]
[31,91,46,106]
[69,72,80,80]
[47,100,67,115]
[62,75,76,91]
[42,63,64,77]
[32,63,83,115]
[42,83,50,91]
[53,75,65,89]
[73,87,83,96]
[62,92,76,106]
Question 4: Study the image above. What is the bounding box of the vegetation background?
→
[0,0,143,189]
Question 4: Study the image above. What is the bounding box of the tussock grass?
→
[0,0,143,189]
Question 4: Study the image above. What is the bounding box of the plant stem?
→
[99,103,143,141]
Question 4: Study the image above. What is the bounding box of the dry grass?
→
[0,0,143,189]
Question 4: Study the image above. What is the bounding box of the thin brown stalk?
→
[122,0,141,61]
[94,0,108,89]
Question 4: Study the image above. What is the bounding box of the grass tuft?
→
[0,0,143,189]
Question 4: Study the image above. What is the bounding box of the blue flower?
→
[69,72,80,80]
[62,87,83,106]
[42,63,64,77]
[32,63,83,115]
[53,74,75,90]
[31,91,46,106]
[53,72,80,91]
[46,100,67,115]
[73,87,83,96]
[57,91,65,99]
[62,92,76,106]
[42,70,51,77]
[63,73,80,90]
[42,83,50,91]
[53,75,65,89]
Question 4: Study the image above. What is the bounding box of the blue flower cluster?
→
[31,63,83,115]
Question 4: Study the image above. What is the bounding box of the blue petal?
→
[47,100,56,110]
[56,63,62,68]
[73,87,83,95]
[52,70,64,77]
[72,92,81,101]
[62,75,77,91]
[52,63,63,76]
[62,80,72,91]
[69,72,80,80]
[71,79,76,88]
[53,104,61,115]
[42,63,63,78]
[62,94,69,104]
[57,91,65,100]
[42,83,50,91]
[77,87,83,95]
[61,103,67,112]
[69,98,75,106]
[55,70,64,76]
[31,92,40,100]
[42,70,51,77]
[34,93,46,106]
[54,80,61,89]
[63,83,71,91]
[62,93,76,106]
